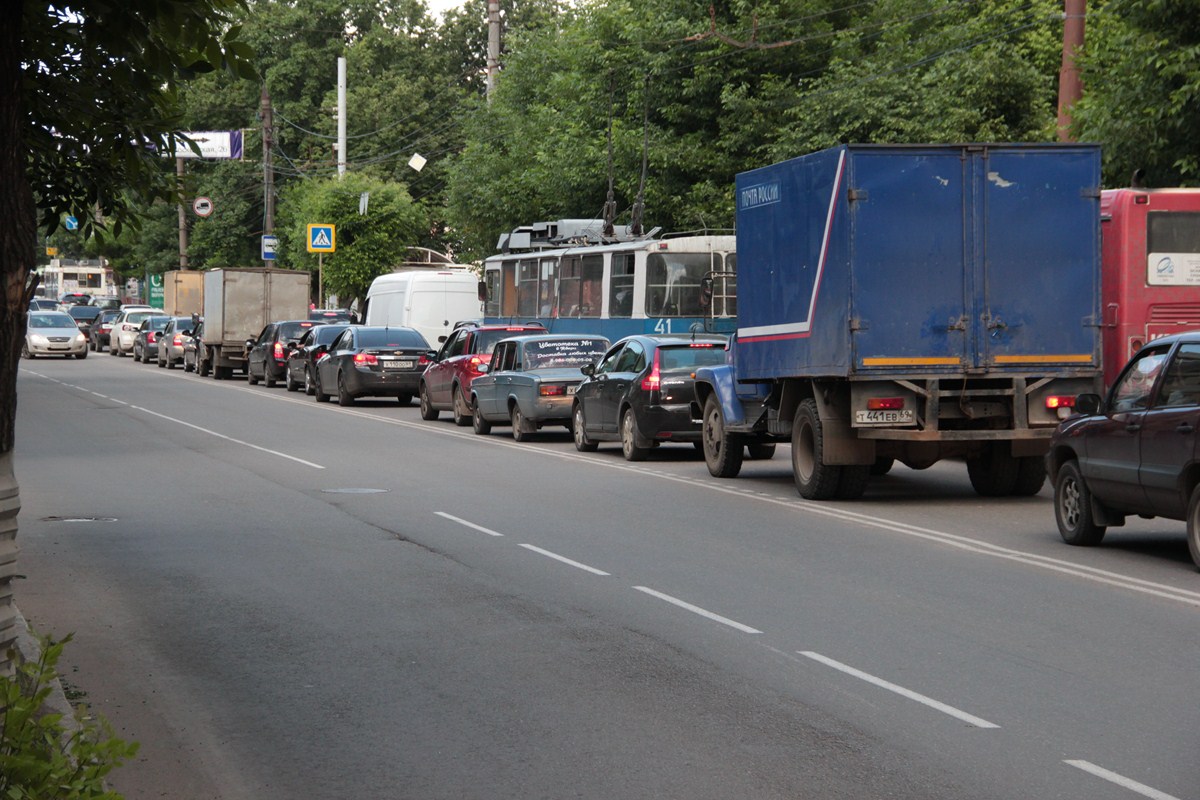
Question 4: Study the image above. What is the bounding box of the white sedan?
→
[24,311,87,359]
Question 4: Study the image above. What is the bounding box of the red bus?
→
[1101,188,1200,386]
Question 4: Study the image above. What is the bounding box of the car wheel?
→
[1188,485,1200,571]
[702,394,743,478]
[473,402,492,435]
[1054,460,1106,546]
[184,357,193,373]
[158,354,166,368]
[285,369,299,392]
[572,403,598,452]
[620,408,649,461]
[511,404,534,442]
[263,367,277,389]
[304,368,315,396]
[337,372,355,406]
[397,393,412,406]
[747,442,776,460]
[247,366,259,385]
[452,385,472,427]
[88,339,95,351]
[166,355,175,369]
[20,342,33,360]
[419,382,439,421]
[792,398,844,500]
[110,342,118,356]
[314,372,330,403]
[75,350,87,360]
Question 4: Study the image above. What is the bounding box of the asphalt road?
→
[13,354,1200,800]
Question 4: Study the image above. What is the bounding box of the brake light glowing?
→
[689,343,714,348]
[867,397,904,410]
[172,334,183,346]
[1045,395,1076,409]
[418,353,432,366]
[273,341,286,360]
[469,356,484,368]
[641,350,662,391]
[540,384,569,396]
[147,332,157,343]
[354,353,378,366]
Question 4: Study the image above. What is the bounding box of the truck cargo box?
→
[162,270,204,317]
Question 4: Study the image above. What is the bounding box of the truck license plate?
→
[855,409,914,425]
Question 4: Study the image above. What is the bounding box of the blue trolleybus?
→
[481,220,737,341]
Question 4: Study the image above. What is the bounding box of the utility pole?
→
[1057,0,1086,141]
[176,156,188,269]
[486,0,501,100]
[261,84,275,237]
[337,57,347,177]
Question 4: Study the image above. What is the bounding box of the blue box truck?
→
[694,143,1103,499]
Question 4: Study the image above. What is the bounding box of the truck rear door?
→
[849,149,969,370]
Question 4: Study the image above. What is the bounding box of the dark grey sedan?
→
[469,334,610,441]
[313,326,430,406]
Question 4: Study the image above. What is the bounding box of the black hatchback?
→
[246,320,320,388]
[571,334,728,461]
[1046,331,1200,569]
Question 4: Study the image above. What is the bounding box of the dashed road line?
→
[435,511,504,537]
[518,543,610,575]
[799,650,1000,729]
[1065,760,1182,800]
[633,586,763,634]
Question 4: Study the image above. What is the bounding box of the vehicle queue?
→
[21,297,1200,573]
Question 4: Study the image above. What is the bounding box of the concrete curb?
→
[12,605,81,735]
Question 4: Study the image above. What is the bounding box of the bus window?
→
[609,253,635,318]
[557,255,602,317]
[1147,212,1200,284]
[646,253,713,317]
[539,258,556,317]
[484,269,502,316]
[501,262,518,316]
[517,259,539,316]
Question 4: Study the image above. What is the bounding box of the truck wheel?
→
[1054,460,1106,545]
[1187,485,1200,571]
[216,365,234,380]
[1011,456,1047,496]
[473,403,492,435]
[337,373,355,406]
[419,383,439,421]
[199,357,210,377]
[621,408,650,461]
[792,398,842,500]
[452,385,472,426]
[967,443,1019,496]
[572,403,598,452]
[835,465,870,500]
[746,442,776,460]
[870,457,895,476]
[703,394,743,478]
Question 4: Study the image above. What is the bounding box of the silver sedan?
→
[24,311,88,359]
[470,334,609,441]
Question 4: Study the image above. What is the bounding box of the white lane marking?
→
[633,586,762,634]
[518,544,610,576]
[129,405,324,469]
[799,651,1000,729]
[1065,760,1182,800]
[435,511,504,537]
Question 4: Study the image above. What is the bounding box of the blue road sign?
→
[262,234,278,260]
[64,216,79,231]
[307,224,335,253]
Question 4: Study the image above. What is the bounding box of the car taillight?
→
[418,353,432,366]
[1046,396,1075,409]
[273,341,285,360]
[540,384,569,397]
[468,356,484,369]
[641,350,662,391]
[147,332,157,343]
[354,352,378,366]
[172,334,183,346]
[867,397,904,410]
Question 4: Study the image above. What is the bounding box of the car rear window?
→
[659,344,727,371]
[474,327,543,354]
[524,338,609,369]
[278,321,316,342]
[68,306,102,321]
[313,325,349,345]
[359,328,428,348]
[150,316,173,330]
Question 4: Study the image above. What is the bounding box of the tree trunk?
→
[0,2,36,676]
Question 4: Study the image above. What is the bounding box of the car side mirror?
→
[245,338,255,349]
[477,363,490,374]
[1075,393,1101,415]
[580,363,595,376]
[426,349,438,361]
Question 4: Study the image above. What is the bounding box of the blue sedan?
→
[470,334,610,441]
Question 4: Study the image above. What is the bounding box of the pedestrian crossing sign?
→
[307,224,336,253]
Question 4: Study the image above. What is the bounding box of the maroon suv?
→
[419,322,545,425]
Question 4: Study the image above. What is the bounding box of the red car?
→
[419,322,546,425]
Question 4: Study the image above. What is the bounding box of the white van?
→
[363,269,483,348]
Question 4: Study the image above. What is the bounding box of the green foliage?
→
[1072,0,1200,186]
[0,634,138,800]
[277,173,427,307]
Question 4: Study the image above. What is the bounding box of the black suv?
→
[1046,330,1200,568]
[246,320,320,387]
